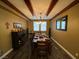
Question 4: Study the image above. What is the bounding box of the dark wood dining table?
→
[32,33,52,56]
[33,33,49,43]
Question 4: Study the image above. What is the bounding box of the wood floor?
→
[3,37,72,59]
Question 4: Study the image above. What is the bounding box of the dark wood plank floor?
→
[3,38,72,59]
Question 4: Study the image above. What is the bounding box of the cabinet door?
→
[11,32,19,49]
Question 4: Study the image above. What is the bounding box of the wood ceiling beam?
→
[1,0,32,21]
[46,0,58,16]
[24,0,34,15]
[50,0,79,21]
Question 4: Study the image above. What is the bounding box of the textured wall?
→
[51,3,79,58]
[0,3,28,56]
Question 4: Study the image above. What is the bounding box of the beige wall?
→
[0,5,28,55]
[51,3,79,58]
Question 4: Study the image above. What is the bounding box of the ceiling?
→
[3,0,75,20]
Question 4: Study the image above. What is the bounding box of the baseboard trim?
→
[0,48,13,59]
[51,37,76,59]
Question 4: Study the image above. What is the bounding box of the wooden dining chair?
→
[36,41,49,57]
[46,39,52,55]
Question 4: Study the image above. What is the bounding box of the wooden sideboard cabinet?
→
[11,31,25,50]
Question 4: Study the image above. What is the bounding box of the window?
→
[33,21,47,31]
[61,21,66,29]
[56,21,61,29]
[33,22,39,31]
[41,22,47,31]
[56,15,68,31]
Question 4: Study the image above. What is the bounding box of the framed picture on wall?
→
[13,23,22,29]
[56,15,68,31]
